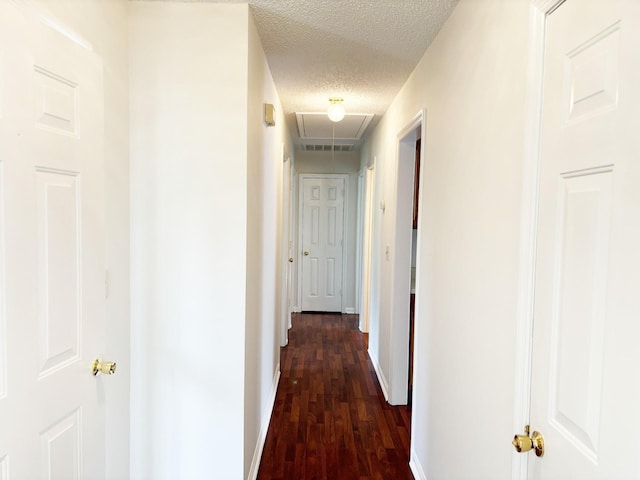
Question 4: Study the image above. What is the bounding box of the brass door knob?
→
[288,257,294,263]
[92,359,117,376]
[512,425,544,457]
[303,251,310,256]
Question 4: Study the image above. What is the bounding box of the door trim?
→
[355,170,364,316]
[296,173,349,312]
[388,109,425,406]
[512,1,565,478]
[279,145,291,347]
[359,164,375,333]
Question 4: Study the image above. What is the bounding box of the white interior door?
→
[527,1,640,478]
[299,175,346,312]
[0,4,112,478]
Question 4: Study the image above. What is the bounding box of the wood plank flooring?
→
[257,313,414,480]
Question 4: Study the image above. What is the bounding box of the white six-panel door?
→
[529,0,640,478]
[0,3,109,478]
[299,175,346,312]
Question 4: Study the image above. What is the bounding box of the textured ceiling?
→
[142,0,459,148]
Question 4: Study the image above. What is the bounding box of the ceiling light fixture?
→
[327,97,345,122]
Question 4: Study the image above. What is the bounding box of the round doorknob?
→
[92,359,117,376]
[512,425,544,457]
[512,434,533,453]
[303,251,310,256]
[288,257,294,262]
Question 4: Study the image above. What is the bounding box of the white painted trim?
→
[289,168,298,329]
[342,175,350,313]
[512,2,563,479]
[368,347,390,402]
[409,450,428,480]
[345,307,355,314]
[247,367,281,480]
[387,109,424,405]
[0,164,6,401]
[9,0,93,51]
[296,173,349,312]
[409,109,428,458]
[280,147,290,348]
[531,0,565,14]
[354,170,365,315]
[397,110,424,143]
[360,164,376,333]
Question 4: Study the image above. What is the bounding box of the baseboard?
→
[247,366,281,480]
[410,450,428,480]
[368,348,389,402]
[344,307,355,314]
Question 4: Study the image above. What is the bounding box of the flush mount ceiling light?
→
[327,97,345,122]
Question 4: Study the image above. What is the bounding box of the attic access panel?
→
[296,112,374,143]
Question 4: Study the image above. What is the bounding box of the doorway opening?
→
[360,164,375,332]
[280,150,293,347]
[387,110,424,406]
[408,138,421,405]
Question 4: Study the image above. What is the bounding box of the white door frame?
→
[512,1,565,478]
[388,109,425,405]
[359,164,376,332]
[297,173,349,312]
[279,146,292,347]
[287,157,295,326]
[355,170,364,317]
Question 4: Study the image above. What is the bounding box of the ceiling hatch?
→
[296,112,374,151]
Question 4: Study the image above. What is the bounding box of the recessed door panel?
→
[326,258,335,297]
[327,207,336,246]
[549,168,612,461]
[567,23,620,122]
[40,409,81,480]
[309,258,318,297]
[34,66,78,136]
[311,207,319,246]
[36,169,81,376]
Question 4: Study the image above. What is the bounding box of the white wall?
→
[130,3,290,478]
[245,12,293,480]
[293,150,360,313]
[362,0,530,478]
[30,1,130,477]
[130,4,249,478]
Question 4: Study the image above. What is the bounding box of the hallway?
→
[257,313,413,480]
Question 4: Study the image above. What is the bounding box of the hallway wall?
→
[130,3,290,478]
[362,0,530,478]
[245,12,294,480]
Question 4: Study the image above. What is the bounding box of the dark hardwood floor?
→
[257,313,414,480]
